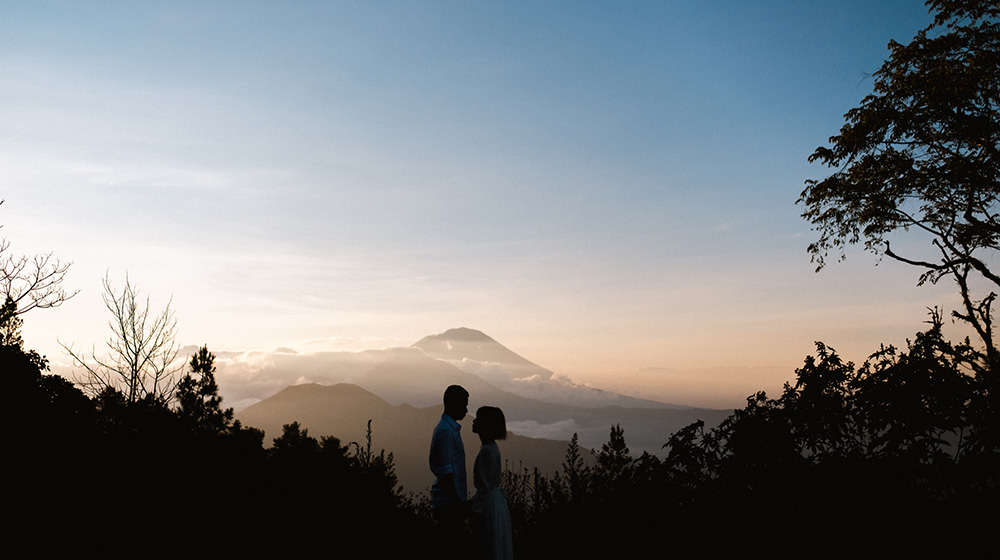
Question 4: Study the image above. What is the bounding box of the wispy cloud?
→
[507,419,580,441]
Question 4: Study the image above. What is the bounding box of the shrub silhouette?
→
[3,324,429,557]
[6,300,998,557]
[505,313,999,558]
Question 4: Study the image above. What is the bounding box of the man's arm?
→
[429,426,464,505]
[438,473,462,505]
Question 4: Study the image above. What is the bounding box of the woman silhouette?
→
[470,406,514,560]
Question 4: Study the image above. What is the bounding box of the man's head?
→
[443,384,469,421]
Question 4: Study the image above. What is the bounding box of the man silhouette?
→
[429,384,470,558]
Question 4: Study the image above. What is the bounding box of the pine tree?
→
[175,345,233,435]
[560,432,590,501]
[592,424,633,497]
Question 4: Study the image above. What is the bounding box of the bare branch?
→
[62,273,182,403]
[0,202,79,313]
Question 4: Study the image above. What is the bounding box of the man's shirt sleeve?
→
[429,424,455,477]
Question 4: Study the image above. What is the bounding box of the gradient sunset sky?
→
[1,1,963,407]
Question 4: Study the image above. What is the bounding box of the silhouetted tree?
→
[4,303,432,557]
[508,314,1000,558]
[591,424,633,496]
[662,420,714,498]
[854,313,976,462]
[799,0,1000,365]
[671,313,989,484]
[557,432,590,502]
[175,345,233,435]
[349,419,401,494]
[272,421,320,454]
[63,273,181,402]
[0,200,78,314]
[1,295,90,437]
[260,419,429,556]
[0,296,46,370]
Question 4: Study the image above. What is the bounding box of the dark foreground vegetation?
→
[5,300,999,558]
[504,312,1000,557]
[3,305,427,557]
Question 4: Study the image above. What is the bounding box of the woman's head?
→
[473,406,507,441]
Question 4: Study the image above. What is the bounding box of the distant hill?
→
[211,328,710,413]
[355,347,499,407]
[235,383,569,495]
[353,347,730,456]
[227,327,733,499]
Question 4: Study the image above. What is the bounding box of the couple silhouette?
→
[429,385,513,560]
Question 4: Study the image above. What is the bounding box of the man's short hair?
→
[443,384,469,407]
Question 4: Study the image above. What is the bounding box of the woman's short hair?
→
[476,406,507,441]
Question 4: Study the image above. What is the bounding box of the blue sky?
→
[1,1,960,406]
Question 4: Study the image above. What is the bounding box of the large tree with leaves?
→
[799,1,1000,367]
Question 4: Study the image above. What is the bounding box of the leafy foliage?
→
[175,345,234,435]
[502,313,999,558]
[0,295,47,372]
[799,0,1000,361]
[6,301,999,557]
[5,336,428,557]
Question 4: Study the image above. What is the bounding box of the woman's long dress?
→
[470,441,513,560]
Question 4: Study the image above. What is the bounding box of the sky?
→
[0,1,964,408]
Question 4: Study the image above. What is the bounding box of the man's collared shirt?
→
[429,412,467,508]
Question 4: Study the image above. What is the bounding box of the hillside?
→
[412,328,684,409]
[230,327,733,497]
[354,346,730,455]
[235,383,570,495]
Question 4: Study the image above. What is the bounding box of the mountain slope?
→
[229,327,733,489]
[412,327,688,410]
[413,327,544,371]
[275,349,731,465]
[355,347,501,407]
[235,383,569,495]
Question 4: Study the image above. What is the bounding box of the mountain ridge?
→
[410,327,691,410]
[413,327,544,370]
[236,382,570,494]
[230,327,733,499]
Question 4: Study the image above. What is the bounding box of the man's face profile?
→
[446,396,468,421]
